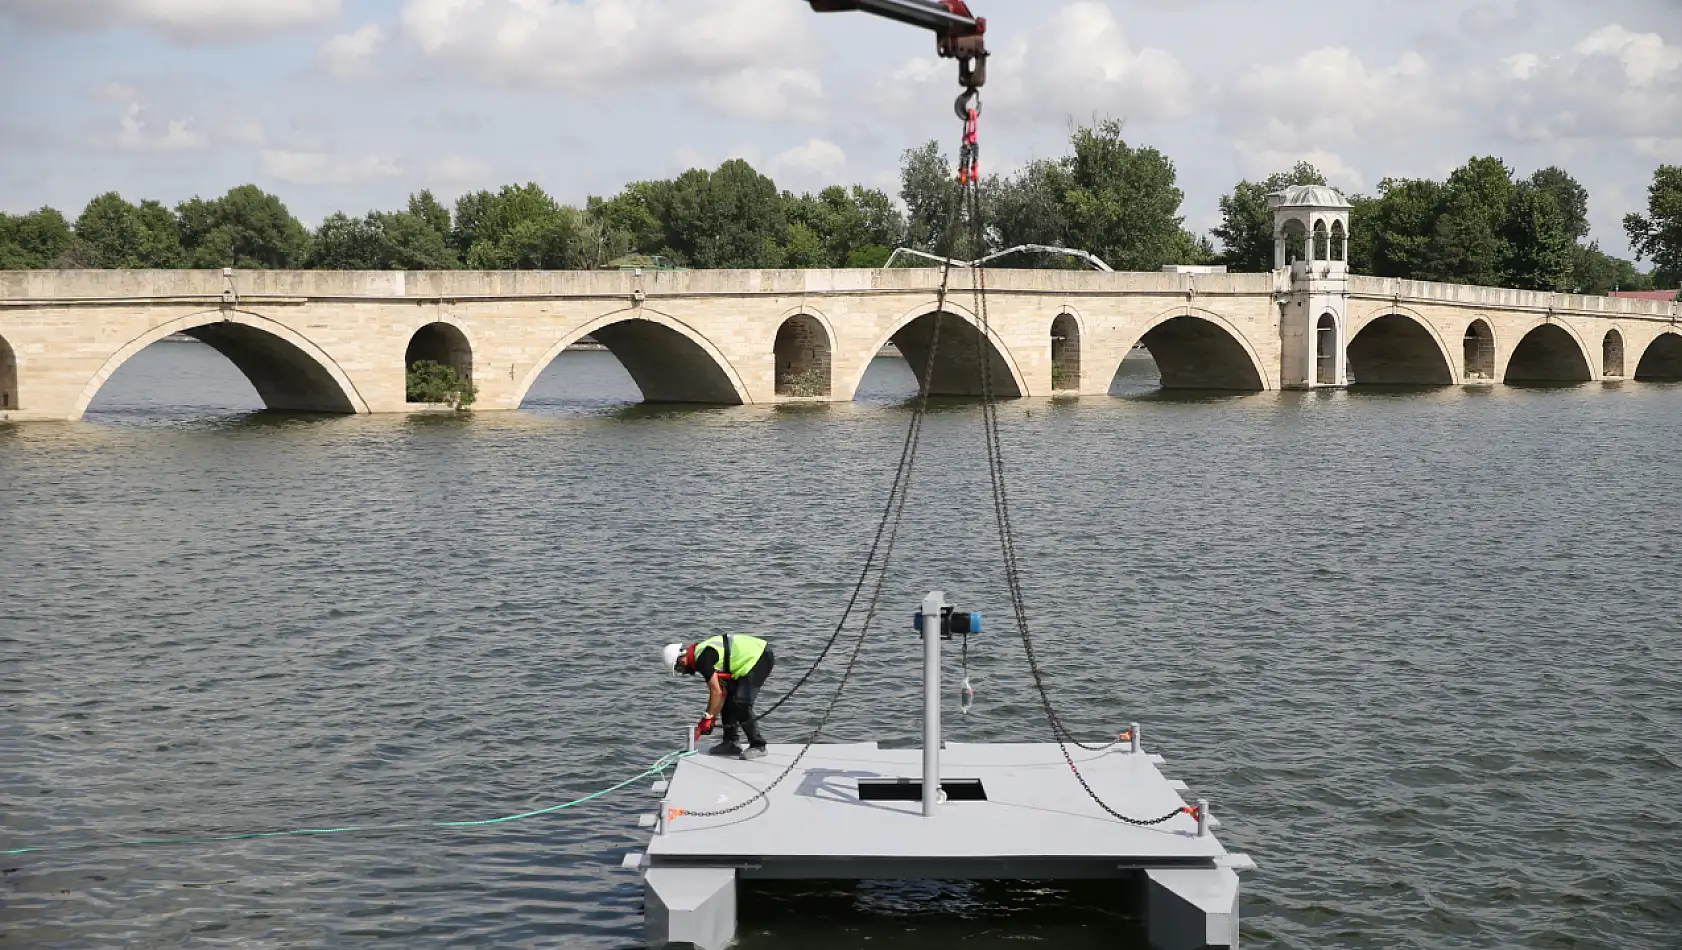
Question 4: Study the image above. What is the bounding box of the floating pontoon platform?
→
[627,738,1253,949]
[628,592,1253,949]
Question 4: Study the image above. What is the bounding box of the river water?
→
[3,341,1680,949]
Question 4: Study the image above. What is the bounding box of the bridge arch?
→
[849,303,1027,399]
[515,309,750,406]
[1117,309,1269,391]
[1635,332,1682,381]
[1347,312,1455,385]
[773,312,833,397]
[405,320,474,401]
[1464,319,1496,381]
[1504,321,1592,383]
[71,310,366,419]
[1603,329,1626,378]
[0,332,17,410]
[1051,311,1082,391]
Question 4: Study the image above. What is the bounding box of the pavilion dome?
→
[1269,184,1353,209]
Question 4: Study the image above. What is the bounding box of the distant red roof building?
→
[1611,290,1679,301]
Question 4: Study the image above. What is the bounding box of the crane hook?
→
[955,88,981,123]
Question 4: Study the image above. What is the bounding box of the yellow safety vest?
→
[694,635,766,680]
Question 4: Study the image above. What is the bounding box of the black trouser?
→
[721,648,774,747]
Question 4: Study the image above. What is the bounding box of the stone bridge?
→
[1,264,1679,423]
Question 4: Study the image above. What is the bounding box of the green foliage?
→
[1500,182,1573,291]
[786,185,907,268]
[1061,121,1201,271]
[453,182,591,269]
[1213,162,1327,272]
[1529,167,1591,241]
[309,193,459,270]
[1355,159,1591,292]
[989,159,1073,260]
[1571,243,1653,295]
[778,367,829,397]
[0,207,76,268]
[73,192,183,268]
[1626,165,1682,288]
[933,120,1207,270]
[899,141,964,256]
[177,184,311,268]
[405,359,476,408]
[8,146,1670,295]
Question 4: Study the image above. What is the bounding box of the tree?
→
[989,159,1072,260]
[177,184,311,268]
[307,213,386,269]
[899,141,963,256]
[74,193,185,268]
[786,185,907,268]
[1528,167,1590,241]
[1213,162,1327,272]
[1570,243,1652,295]
[408,190,452,243]
[405,360,476,408]
[1626,165,1682,289]
[1500,182,1573,291]
[1424,156,1516,286]
[1365,178,1445,279]
[1059,121,1202,271]
[452,183,590,270]
[0,208,76,268]
[685,159,788,269]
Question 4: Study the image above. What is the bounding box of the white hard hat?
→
[662,643,684,677]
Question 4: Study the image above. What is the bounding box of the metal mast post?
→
[921,589,945,817]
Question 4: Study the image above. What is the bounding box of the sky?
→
[1,0,1679,258]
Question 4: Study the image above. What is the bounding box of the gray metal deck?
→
[630,739,1251,949]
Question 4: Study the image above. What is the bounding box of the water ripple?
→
[3,348,1680,948]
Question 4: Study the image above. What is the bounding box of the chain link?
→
[961,128,1188,827]
[679,132,978,820]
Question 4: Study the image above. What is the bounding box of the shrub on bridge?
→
[406,360,477,409]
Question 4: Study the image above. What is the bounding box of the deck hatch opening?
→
[856,778,988,802]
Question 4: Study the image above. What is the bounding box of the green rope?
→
[4,751,690,857]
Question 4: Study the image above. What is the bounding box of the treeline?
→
[2,121,1677,295]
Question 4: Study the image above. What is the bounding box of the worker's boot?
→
[708,729,743,757]
[741,720,767,760]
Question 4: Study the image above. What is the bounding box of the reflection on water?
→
[9,340,1682,950]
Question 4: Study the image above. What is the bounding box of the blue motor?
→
[913,607,982,639]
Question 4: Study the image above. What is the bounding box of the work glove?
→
[694,714,718,741]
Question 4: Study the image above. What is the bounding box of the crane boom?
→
[806,0,980,34]
[804,0,988,94]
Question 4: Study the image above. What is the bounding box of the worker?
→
[663,635,775,760]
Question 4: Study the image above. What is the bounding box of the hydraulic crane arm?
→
[805,0,988,95]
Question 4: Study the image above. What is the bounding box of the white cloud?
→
[259,150,402,185]
[669,143,764,175]
[95,100,209,153]
[427,155,494,185]
[90,82,139,103]
[1237,148,1364,191]
[319,23,387,81]
[1479,24,1682,144]
[862,1,1194,134]
[770,138,847,184]
[695,68,824,123]
[998,1,1196,122]
[1221,47,1442,151]
[1574,24,1682,86]
[397,0,814,93]
[0,0,342,42]
[1461,0,1535,37]
[226,120,268,148]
